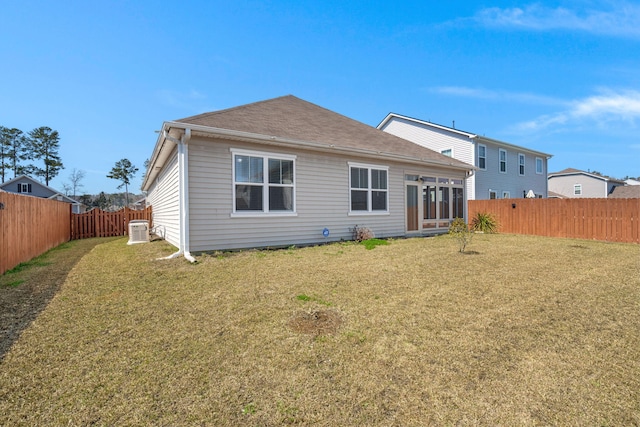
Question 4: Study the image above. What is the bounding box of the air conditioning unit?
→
[128,220,150,245]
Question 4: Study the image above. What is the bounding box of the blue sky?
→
[2,0,639,195]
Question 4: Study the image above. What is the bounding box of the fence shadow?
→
[0,238,115,361]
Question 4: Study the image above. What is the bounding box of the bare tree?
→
[68,168,85,198]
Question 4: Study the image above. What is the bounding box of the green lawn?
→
[1,234,639,425]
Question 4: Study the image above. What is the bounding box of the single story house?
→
[142,95,474,258]
[377,113,553,200]
[0,174,83,213]
[548,168,626,198]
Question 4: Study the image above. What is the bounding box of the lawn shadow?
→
[0,238,116,361]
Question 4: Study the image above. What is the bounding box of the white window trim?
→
[348,162,390,216]
[489,190,497,200]
[574,184,582,196]
[502,191,510,199]
[535,157,544,175]
[478,144,487,170]
[230,148,297,217]
[499,149,507,174]
[441,148,453,158]
[518,153,525,176]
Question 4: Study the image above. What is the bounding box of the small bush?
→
[449,218,473,253]
[471,212,498,233]
[353,226,375,242]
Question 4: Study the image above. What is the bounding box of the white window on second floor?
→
[441,148,453,157]
[536,157,543,174]
[18,183,32,193]
[499,149,507,173]
[478,144,486,170]
[574,184,582,196]
[518,154,525,176]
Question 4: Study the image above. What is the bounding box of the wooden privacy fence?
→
[0,192,71,275]
[71,207,152,240]
[468,198,639,244]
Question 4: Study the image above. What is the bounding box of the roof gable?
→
[175,96,471,169]
[548,168,625,184]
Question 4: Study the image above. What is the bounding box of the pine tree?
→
[107,158,138,207]
[0,127,30,181]
[28,126,63,185]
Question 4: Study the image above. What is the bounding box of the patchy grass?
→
[0,234,639,425]
[0,238,117,360]
[361,238,390,250]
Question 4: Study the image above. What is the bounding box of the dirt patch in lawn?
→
[288,309,343,336]
[0,238,116,361]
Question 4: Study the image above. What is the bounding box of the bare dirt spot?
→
[288,309,343,336]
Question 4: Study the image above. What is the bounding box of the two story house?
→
[377,113,553,200]
[547,168,626,198]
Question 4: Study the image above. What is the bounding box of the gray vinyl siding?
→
[146,147,180,248]
[2,177,55,198]
[548,174,608,198]
[187,136,463,252]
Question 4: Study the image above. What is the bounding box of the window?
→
[232,149,295,214]
[489,190,497,199]
[536,157,543,174]
[502,191,510,199]
[17,183,32,193]
[499,149,507,173]
[441,148,452,157]
[518,153,525,176]
[478,144,486,170]
[574,184,582,196]
[349,163,388,213]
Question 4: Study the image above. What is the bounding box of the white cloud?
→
[429,86,566,106]
[156,89,208,110]
[473,1,640,38]
[514,89,640,131]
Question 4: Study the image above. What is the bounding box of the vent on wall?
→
[128,220,150,245]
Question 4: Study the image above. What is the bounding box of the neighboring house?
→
[0,175,83,213]
[624,178,640,186]
[377,113,553,200]
[547,168,626,198]
[608,185,640,199]
[142,95,474,257]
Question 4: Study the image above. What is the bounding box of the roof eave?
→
[142,122,475,190]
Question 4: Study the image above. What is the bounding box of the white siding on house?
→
[187,136,466,252]
[380,117,476,201]
[146,147,181,247]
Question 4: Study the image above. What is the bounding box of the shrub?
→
[449,218,473,253]
[471,212,498,234]
[353,226,375,242]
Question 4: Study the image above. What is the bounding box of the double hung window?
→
[536,157,543,174]
[478,144,486,170]
[349,163,388,213]
[232,149,295,214]
[518,154,525,176]
[499,149,507,173]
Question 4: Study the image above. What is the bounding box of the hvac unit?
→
[128,220,150,245]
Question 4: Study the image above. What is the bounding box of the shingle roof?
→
[608,186,640,198]
[549,168,625,184]
[175,95,472,169]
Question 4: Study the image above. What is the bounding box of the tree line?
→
[0,126,63,185]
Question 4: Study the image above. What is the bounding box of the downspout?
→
[160,127,196,262]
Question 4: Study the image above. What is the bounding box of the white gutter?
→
[159,127,196,263]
